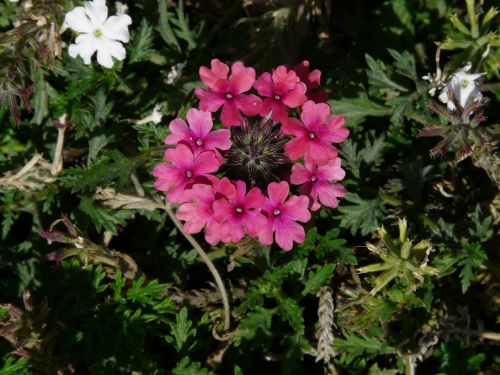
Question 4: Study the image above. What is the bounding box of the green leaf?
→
[0,357,29,375]
[365,54,408,92]
[337,193,387,236]
[362,133,386,166]
[390,0,415,35]
[129,19,155,63]
[277,297,304,335]
[172,357,216,375]
[329,92,390,128]
[79,196,135,234]
[166,307,196,353]
[31,68,50,125]
[387,49,417,82]
[157,0,181,51]
[340,140,363,178]
[458,242,488,293]
[302,264,335,296]
[335,333,397,363]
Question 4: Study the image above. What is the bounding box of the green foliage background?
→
[0,0,499,374]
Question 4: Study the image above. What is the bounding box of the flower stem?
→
[162,203,231,331]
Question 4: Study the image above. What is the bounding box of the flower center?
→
[235,207,243,214]
[195,138,203,146]
[226,93,233,99]
[93,28,103,38]
[273,209,281,216]
[309,132,316,139]
[274,94,281,100]
[185,170,193,178]
[311,176,317,182]
[460,78,469,88]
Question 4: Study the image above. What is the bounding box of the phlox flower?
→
[282,100,348,165]
[290,158,346,211]
[438,62,484,111]
[152,144,220,204]
[213,180,267,243]
[254,65,307,123]
[258,182,311,251]
[294,60,328,103]
[194,59,262,127]
[164,109,231,157]
[64,0,132,68]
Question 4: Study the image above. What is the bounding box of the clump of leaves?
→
[357,218,438,295]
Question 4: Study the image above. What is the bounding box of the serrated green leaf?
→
[337,193,387,236]
[329,92,390,128]
[302,264,335,296]
[129,19,155,63]
[365,54,408,92]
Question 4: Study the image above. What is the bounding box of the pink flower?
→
[290,157,346,211]
[152,144,220,204]
[258,181,311,251]
[282,100,349,165]
[176,183,222,245]
[194,59,262,127]
[254,65,307,123]
[294,60,328,103]
[164,109,231,157]
[213,180,267,243]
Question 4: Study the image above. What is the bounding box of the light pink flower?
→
[258,181,310,251]
[152,144,220,204]
[290,157,346,211]
[194,59,262,127]
[164,109,231,157]
[282,100,349,165]
[254,65,307,123]
[176,183,222,245]
[213,180,267,243]
[294,60,328,103]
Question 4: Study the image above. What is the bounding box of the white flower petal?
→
[64,6,93,33]
[438,88,449,104]
[107,39,126,61]
[102,14,132,42]
[95,40,114,68]
[68,34,98,65]
[84,0,108,26]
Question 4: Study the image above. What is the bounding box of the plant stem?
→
[465,0,479,38]
[162,203,231,331]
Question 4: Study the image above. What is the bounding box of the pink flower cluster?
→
[153,59,348,251]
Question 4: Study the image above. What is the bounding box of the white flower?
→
[64,0,132,68]
[115,1,128,15]
[165,62,186,85]
[438,62,484,111]
[135,104,163,125]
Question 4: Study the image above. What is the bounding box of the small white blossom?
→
[438,62,484,111]
[115,1,128,15]
[165,62,186,85]
[64,0,132,68]
[135,104,163,125]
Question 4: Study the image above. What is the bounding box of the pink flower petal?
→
[164,118,189,145]
[203,129,232,151]
[290,163,312,185]
[267,181,289,206]
[195,87,226,112]
[186,108,213,138]
[317,158,346,181]
[284,137,309,161]
[281,82,307,108]
[164,144,194,169]
[301,101,331,123]
[317,182,346,208]
[244,210,267,237]
[220,100,243,126]
[272,66,297,94]
[281,118,306,137]
[229,62,255,94]
[192,151,220,175]
[176,203,205,234]
[199,59,229,89]
[234,94,261,116]
[305,141,338,165]
[275,220,305,251]
[152,163,176,191]
[282,195,310,222]
[245,187,265,209]
[205,220,222,245]
[254,72,274,97]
